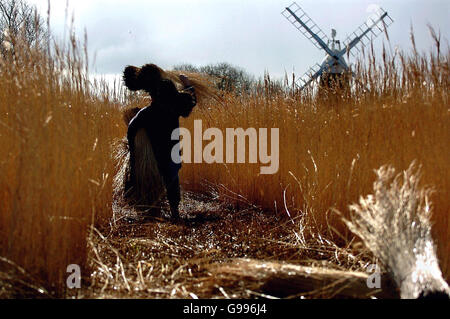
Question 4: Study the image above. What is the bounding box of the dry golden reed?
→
[0,33,123,296]
[0,24,448,297]
[163,70,222,105]
[178,38,449,279]
[344,163,449,298]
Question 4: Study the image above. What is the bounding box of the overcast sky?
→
[28,0,449,80]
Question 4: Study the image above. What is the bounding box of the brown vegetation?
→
[0,21,448,298]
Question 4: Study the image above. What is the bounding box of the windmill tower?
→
[282,2,393,91]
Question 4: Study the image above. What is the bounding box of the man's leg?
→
[164,174,181,219]
[124,149,136,199]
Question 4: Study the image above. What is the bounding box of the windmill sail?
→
[298,63,326,89]
[282,2,350,89]
[297,58,345,90]
[282,2,330,53]
[343,7,394,57]
[282,3,393,90]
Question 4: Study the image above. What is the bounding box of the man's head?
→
[122,65,141,91]
[123,63,164,94]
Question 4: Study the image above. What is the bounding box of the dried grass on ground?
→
[0,24,448,297]
[179,37,449,280]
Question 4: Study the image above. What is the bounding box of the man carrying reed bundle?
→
[120,63,197,220]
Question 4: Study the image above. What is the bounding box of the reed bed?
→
[179,36,449,279]
[0,32,123,296]
[0,24,448,297]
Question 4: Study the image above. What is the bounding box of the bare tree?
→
[174,62,255,94]
[0,0,47,49]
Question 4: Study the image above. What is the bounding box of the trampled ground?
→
[83,191,383,299]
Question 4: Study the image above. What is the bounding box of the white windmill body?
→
[281,2,394,91]
[321,30,348,75]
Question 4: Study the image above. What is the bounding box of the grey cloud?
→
[31,0,450,79]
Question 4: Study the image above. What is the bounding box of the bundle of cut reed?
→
[163,70,223,105]
[344,163,450,299]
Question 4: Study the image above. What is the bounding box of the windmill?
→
[282,2,393,90]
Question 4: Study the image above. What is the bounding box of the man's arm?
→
[177,74,197,117]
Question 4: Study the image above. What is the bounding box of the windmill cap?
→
[331,29,337,38]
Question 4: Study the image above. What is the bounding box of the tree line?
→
[0,0,47,54]
[1,0,285,96]
[173,62,257,94]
